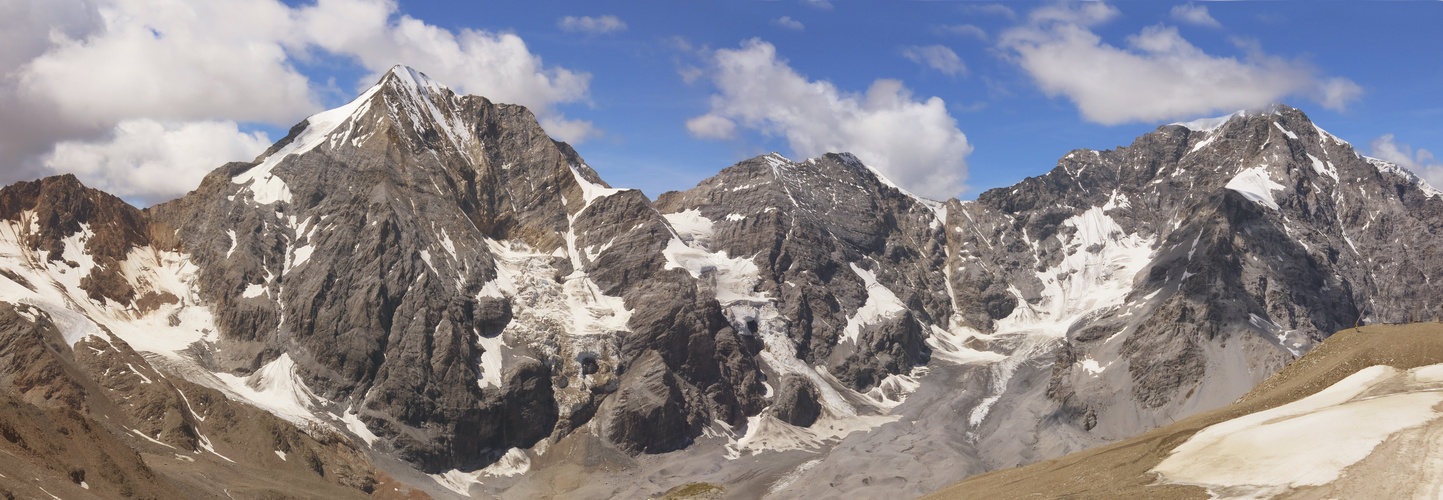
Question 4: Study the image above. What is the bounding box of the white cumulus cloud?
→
[44,119,271,204]
[1170,3,1221,28]
[299,0,596,142]
[902,45,966,76]
[557,15,627,35]
[687,39,971,199]
[1,0,597,204]
[685,114,737,140]
[16,0,317,126]
[1371,134,1443,192]
[998,2,1363,125]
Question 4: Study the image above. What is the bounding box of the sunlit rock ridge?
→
[1,67,1440,499]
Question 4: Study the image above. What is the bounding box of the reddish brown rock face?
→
[0,175,151,306]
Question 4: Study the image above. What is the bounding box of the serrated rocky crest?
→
[3,66,1443,498]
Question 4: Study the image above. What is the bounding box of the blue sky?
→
[3,0,1440,204]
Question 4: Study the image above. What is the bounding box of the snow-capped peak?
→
[382,65,451,98]
[231,70,387,205]
[1364,156,1443,199]
[830,152,946,216]
[228,66,478,206]
[1173,110,1247,133]
[1171,103,1291,133]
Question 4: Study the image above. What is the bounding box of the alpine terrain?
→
[927,322,1443,499]
[1,66,1441,499]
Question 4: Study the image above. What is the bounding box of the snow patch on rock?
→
[842,263,907,345]
[996,207,1154,338]
[1308,154,1339,183]
[1226,166,1285,211]
[662,209,714,244]
[211,354,321,426]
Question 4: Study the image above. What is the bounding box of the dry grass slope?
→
[923,322,1443,500]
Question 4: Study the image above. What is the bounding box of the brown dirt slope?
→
[0,300,432,499]
[923,322,1443,500]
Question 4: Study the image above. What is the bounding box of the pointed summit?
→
[378,64,452,98]
[229,66,484,205]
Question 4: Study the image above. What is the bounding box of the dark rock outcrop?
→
[771,374,822,427]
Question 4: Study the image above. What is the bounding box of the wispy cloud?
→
[961,3,1017,19]
[773,16,805,31]
[801,0,832,10]
[558,15,628,35]
[934,24,988,41]
[1170,3,1221,28]
[902,45,967,76]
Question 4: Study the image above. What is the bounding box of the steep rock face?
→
[0,175,425,499]
[764,105,1443,499]
[654,153,947,419]
[946,104,1443,466]
[147,66,764,470]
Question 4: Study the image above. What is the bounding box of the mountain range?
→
[1,66,1440,499]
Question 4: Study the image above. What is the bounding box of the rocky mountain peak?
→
[379,64,451,97]
[132,67,774,473]
[8,63,1443,499]
[1169,102,1296,132]
[0,174,155,305]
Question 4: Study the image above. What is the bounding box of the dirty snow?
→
[662,238,763,304]
[210,354,321,426]
[476,333,505,389]
[1154,364,1443,498]
[485,238,631,337]
[242,283,267,299]
[663,209,715,244]
[341,410,380,446]
[996,206,1154,337]
[429,448,532,496]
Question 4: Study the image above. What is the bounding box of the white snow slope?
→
[1154,363,1443,499]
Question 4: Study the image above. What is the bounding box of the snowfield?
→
[1154,363,1443,498]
